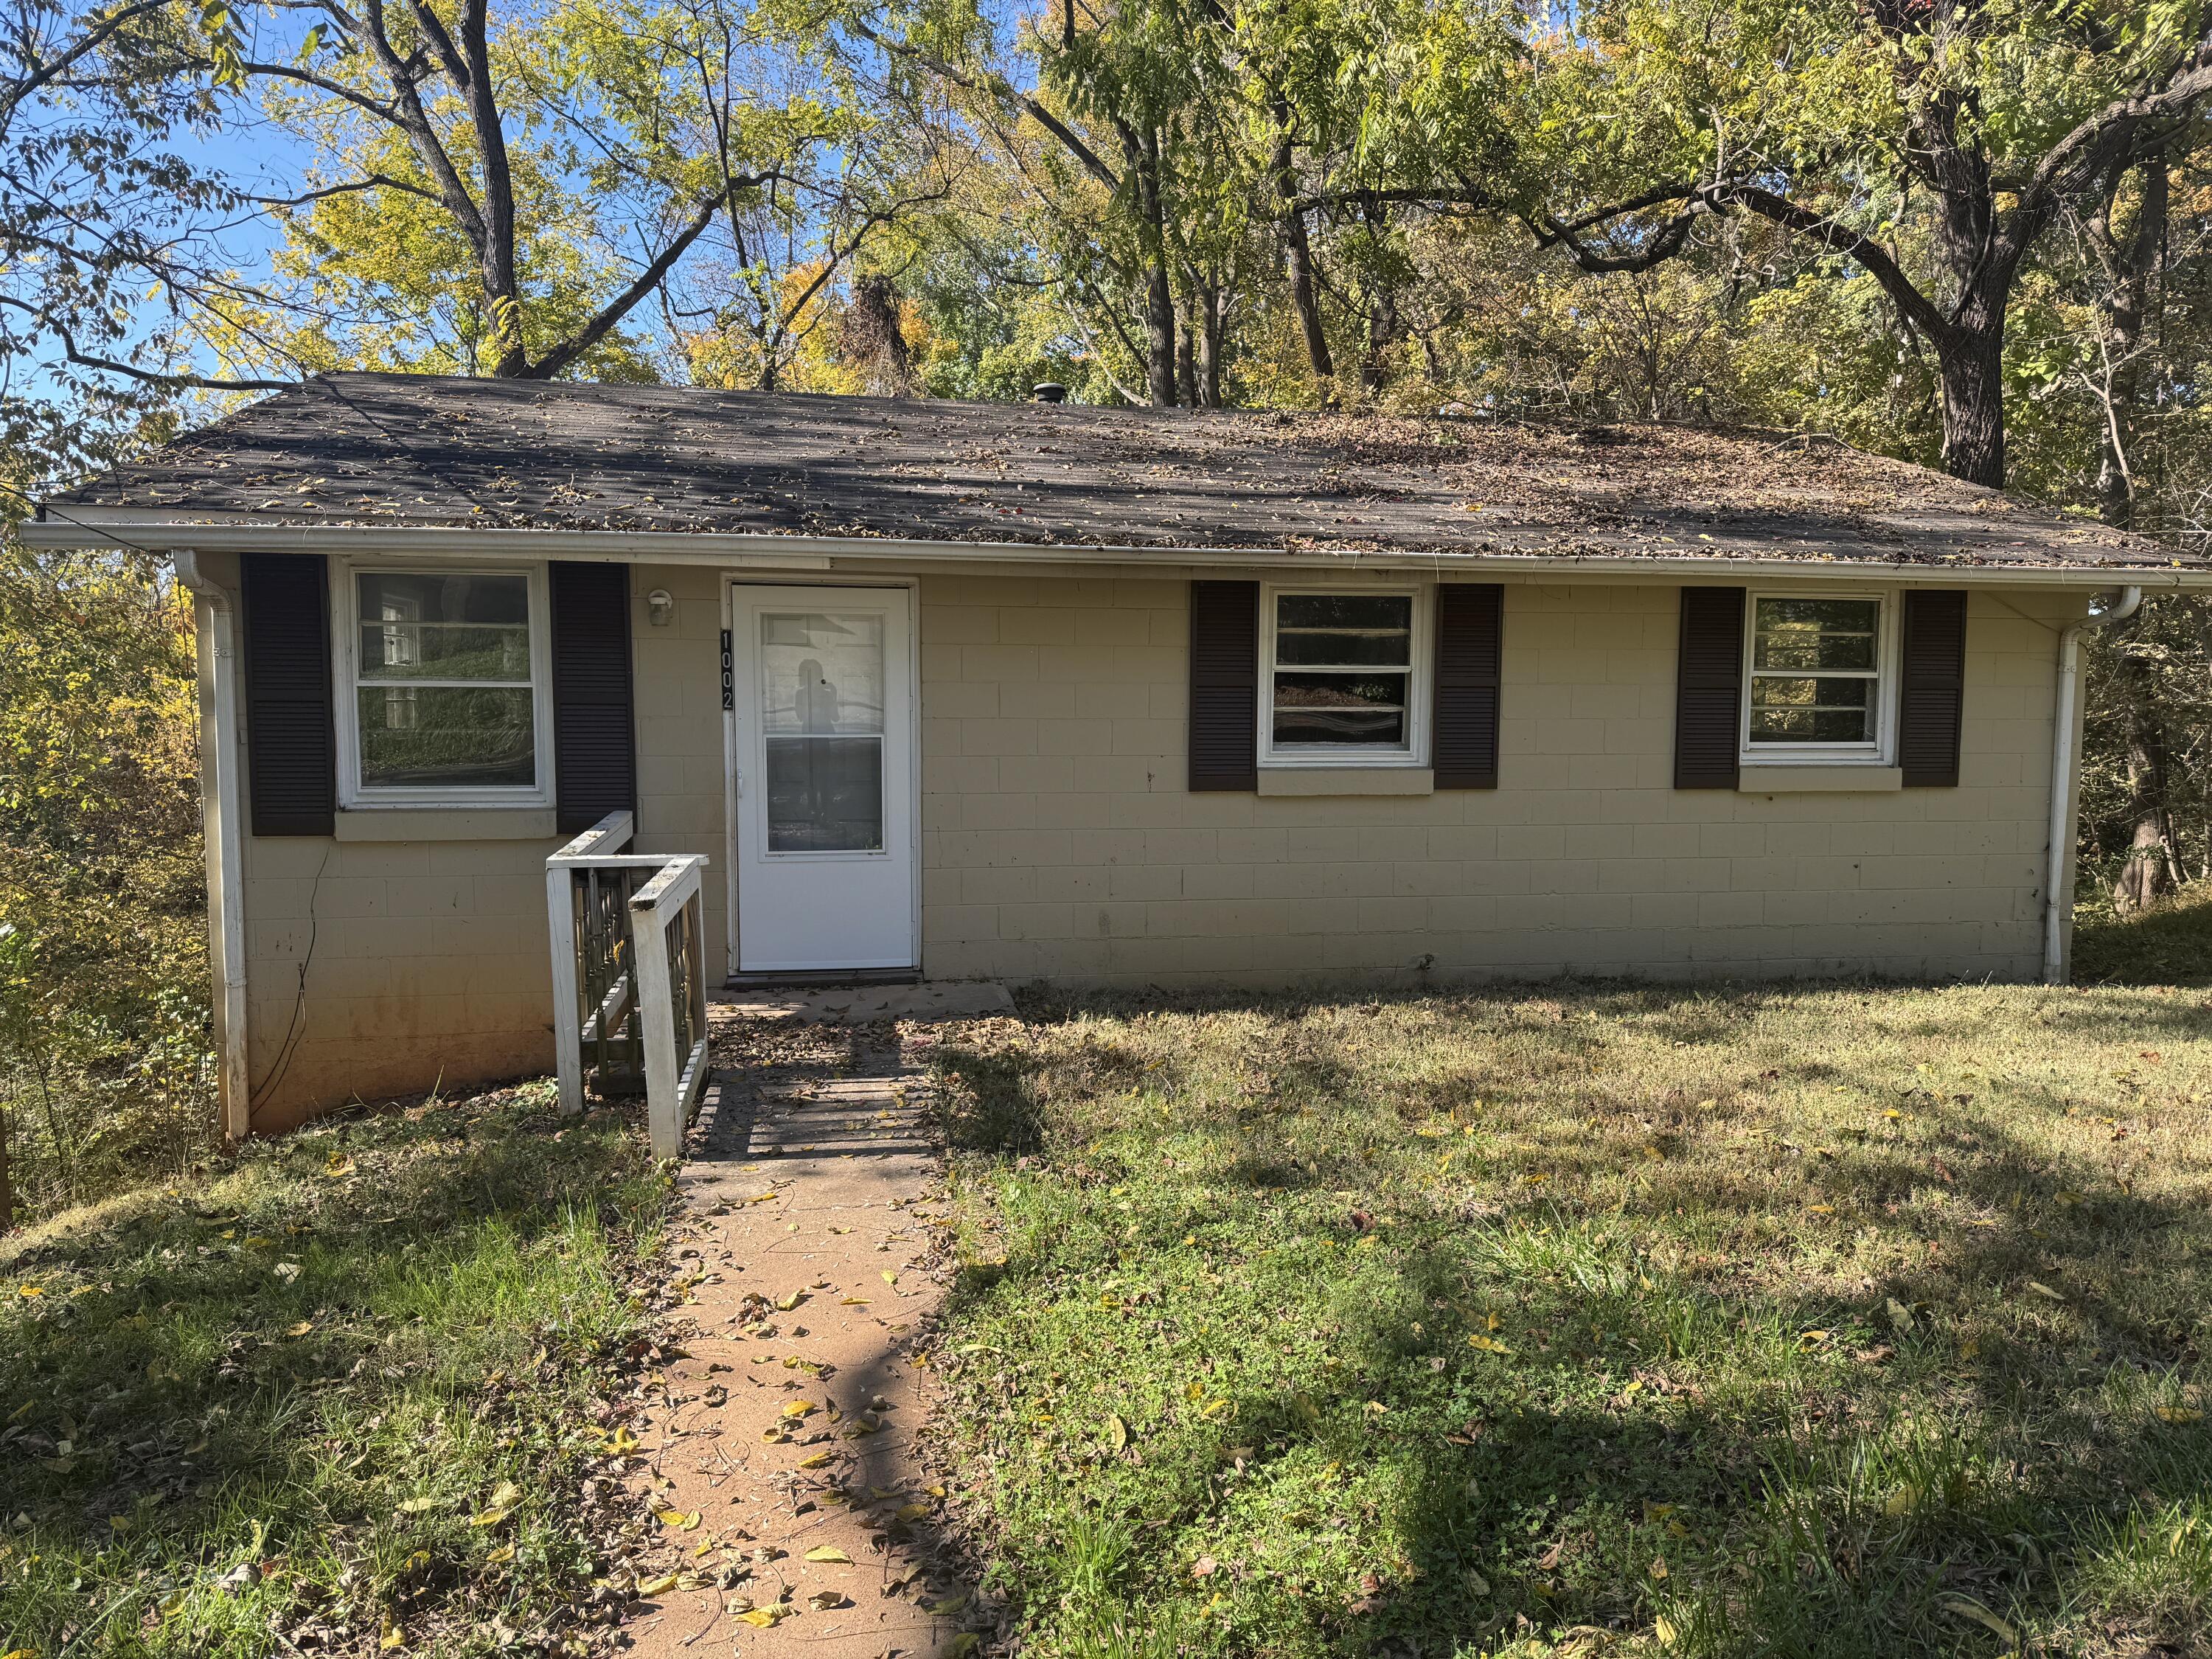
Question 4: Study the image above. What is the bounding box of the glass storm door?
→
[731,586,915,972]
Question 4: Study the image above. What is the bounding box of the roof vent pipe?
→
[2045,583,2143,984]
[1032,383,1067,403]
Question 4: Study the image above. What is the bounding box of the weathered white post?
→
[629,854,710,1159]
[544,810,636,1113]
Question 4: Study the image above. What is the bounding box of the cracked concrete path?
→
[616,995,1004,1659]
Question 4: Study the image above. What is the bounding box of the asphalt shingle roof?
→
[39,372,2195,571]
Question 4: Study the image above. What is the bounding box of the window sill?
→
[1258,767,1434,797]
[334,807,561,842]
[1736,765,1902,794]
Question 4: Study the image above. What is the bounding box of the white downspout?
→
[175,551,252,1139]
[2044,584,2143,984]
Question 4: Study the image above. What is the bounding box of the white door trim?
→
[720,575,921,977]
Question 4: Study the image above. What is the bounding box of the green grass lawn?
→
[924,968,2212,1658]
[2076,882,2212,987]
[0,1083,670,1658]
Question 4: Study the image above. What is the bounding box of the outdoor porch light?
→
[647,588,675,625]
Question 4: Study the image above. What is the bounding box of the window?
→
[1262,588,1426,765]
[338,565,553,805]
[1742,593,1891,759]
[759,609,887,854]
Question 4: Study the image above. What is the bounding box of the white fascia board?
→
[21,507,2212,589]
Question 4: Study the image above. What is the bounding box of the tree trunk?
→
[1195,285,1223,407]
[2096,159,2166,531]
[1270,120,1332,382]
[2114,644,2180,911]
[841,273,914,397]
[1143,262,1177,406]
[1934,325,2007,488]
[1362,285,1399,395]
[1116,125,1180,408]
[1175,315,1197,408]
[455,0,528,378]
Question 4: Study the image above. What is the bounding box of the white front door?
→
[728,585,916,973]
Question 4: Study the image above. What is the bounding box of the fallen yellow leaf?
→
[804,1545,852,1563]
[636,1573,679,1596]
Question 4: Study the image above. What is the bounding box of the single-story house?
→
[27,372,2212,1136]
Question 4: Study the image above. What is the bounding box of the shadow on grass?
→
[0,1087,664,1654]
[2076,888,2212,987]
[922,979,2212,1659]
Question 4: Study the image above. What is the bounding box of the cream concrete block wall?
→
[916,576,2082,988]
[236,559,2079,1128]
[629,563,729,975]
[240,830,564,1129]
[238,560,727,1129]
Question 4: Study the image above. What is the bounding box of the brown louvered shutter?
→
[240,552,336,836]
[550,561,637,834]
[1188,580,1258,791]
[1433,583,1503,788]
[1898,589,1967,787]
[1674,586,1745,790]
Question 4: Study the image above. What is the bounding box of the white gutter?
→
[21,509,2212,590]
[2045,584,2143,984]
[174,551,251,1139]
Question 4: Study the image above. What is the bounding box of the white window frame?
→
[333,558,556,809]
[1738,587,1899,765]
[1258,582,1430,769]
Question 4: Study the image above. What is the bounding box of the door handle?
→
[734,767,744,798]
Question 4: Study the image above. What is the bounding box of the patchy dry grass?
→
[925,977,2212,1658]
[0,1083,672,1657]
[2077,883,2212,987]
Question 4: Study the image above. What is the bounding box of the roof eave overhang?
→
[22,508,2207,588]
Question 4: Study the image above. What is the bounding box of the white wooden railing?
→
[546,812,712,1158]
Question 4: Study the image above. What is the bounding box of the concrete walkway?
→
[616,987,1008,1659]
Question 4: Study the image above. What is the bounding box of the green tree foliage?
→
[1528,0,2212,487]
[0,534,209,1222]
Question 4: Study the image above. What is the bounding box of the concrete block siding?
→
[240,832,563,1127]
[913,576,2077,989]
[237,563,728,1129]
[234,560,2080,1127]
